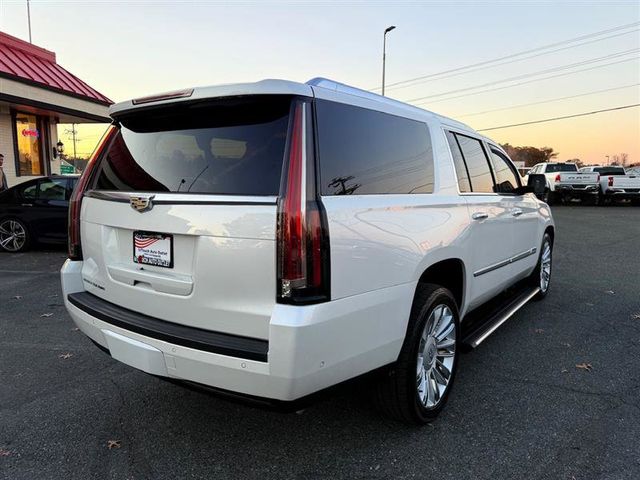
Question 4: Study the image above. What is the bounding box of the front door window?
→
[15,113,45,176]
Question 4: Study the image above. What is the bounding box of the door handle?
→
[472,212,489,220]
[512,209,523,217]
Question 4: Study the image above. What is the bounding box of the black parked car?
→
[0,176,78,253]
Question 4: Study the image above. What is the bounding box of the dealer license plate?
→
[133,231,173,268]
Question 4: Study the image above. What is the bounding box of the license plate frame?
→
[133,231,174,269]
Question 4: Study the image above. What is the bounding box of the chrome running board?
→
[462,285,540,349]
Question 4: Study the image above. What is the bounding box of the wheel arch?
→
[415,258,465,311]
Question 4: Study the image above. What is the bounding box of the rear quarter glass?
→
[93,96,293,195]
[315,99,435,196]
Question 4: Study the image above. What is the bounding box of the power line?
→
[371,21,640,91]
[458,83,640,118]
[405,48,639,103]
[476,104,640,132]
[382,28,639,92]
[412,56,639,106]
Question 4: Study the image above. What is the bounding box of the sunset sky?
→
[1,0,639,164]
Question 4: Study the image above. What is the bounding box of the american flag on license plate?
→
[134,236,161,249]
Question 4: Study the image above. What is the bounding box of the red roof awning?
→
[0,31,112,105]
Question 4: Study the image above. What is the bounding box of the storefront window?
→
[14,113,45,176]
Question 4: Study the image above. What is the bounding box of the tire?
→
[0,218,30,253]
[542,189,556,206]
[530,232,552,300]
[374,284,460,425]
[582,195,598,206]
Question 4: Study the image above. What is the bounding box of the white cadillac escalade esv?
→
[61,78,554,424]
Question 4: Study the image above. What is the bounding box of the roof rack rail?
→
[307,77,406,107]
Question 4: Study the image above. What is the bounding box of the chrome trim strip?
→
[473,258,511,277]
[510,247,538,263]
[470,287,541,348]
[473,247,537,277]
[84,190,277,206]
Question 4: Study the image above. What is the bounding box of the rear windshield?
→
[545,164,577,173]
[593,167,626,175]
[93,96,292,195]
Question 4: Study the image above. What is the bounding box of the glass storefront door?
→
[14,112,45,176]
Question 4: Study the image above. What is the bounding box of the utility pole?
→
[64,125,80,169]
[382,25,396,96]
[26,0,32,43]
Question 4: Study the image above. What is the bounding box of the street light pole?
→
[382,25,396,96]
[26,0,32,43]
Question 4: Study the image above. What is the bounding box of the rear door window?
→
[38,178,68,201]
[454,134,495,193]
[445,131,471,193]
[93,96,292,195]
[316,100,435,195]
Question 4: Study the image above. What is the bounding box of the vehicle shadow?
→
[99,359,466,477]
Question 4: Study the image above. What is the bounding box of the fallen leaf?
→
[561,368,569,373]
[534,328,544,334]
[0,448,10,456]
[40,313,53,318]
[58,353,73,360]
[107,440,121,450]
[71,327,80,332]
[48,294,58,298]
[575,362,593,372]
[632,313,640,320]
[604,290,615,295]
[561,342,571,347]
[12,295,22,300]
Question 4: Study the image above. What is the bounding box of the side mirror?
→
[527,174,547,198]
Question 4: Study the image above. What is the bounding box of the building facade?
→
[0,31,112,188]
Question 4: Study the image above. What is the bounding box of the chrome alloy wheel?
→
[416,304,456,409]
[540,239,552,293]
[0,220,26,252]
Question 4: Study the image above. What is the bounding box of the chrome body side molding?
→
[474,247,537,277]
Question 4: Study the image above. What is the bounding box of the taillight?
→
[68,126,116,260]
[555,174,561,183]
[277,100,330,304]
[608,176,614,187]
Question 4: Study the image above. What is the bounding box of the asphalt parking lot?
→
[1,206,639,480]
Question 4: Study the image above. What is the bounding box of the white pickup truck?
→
[579,166,640,205]
[526,162,599,205]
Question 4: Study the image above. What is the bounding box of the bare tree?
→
[620,153,629,166]
[566,158,583,168]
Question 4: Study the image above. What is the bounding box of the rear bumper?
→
[603,188,640,198]
[67,292,269,362]
[61,260,412,401]
[554,185,598,195]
